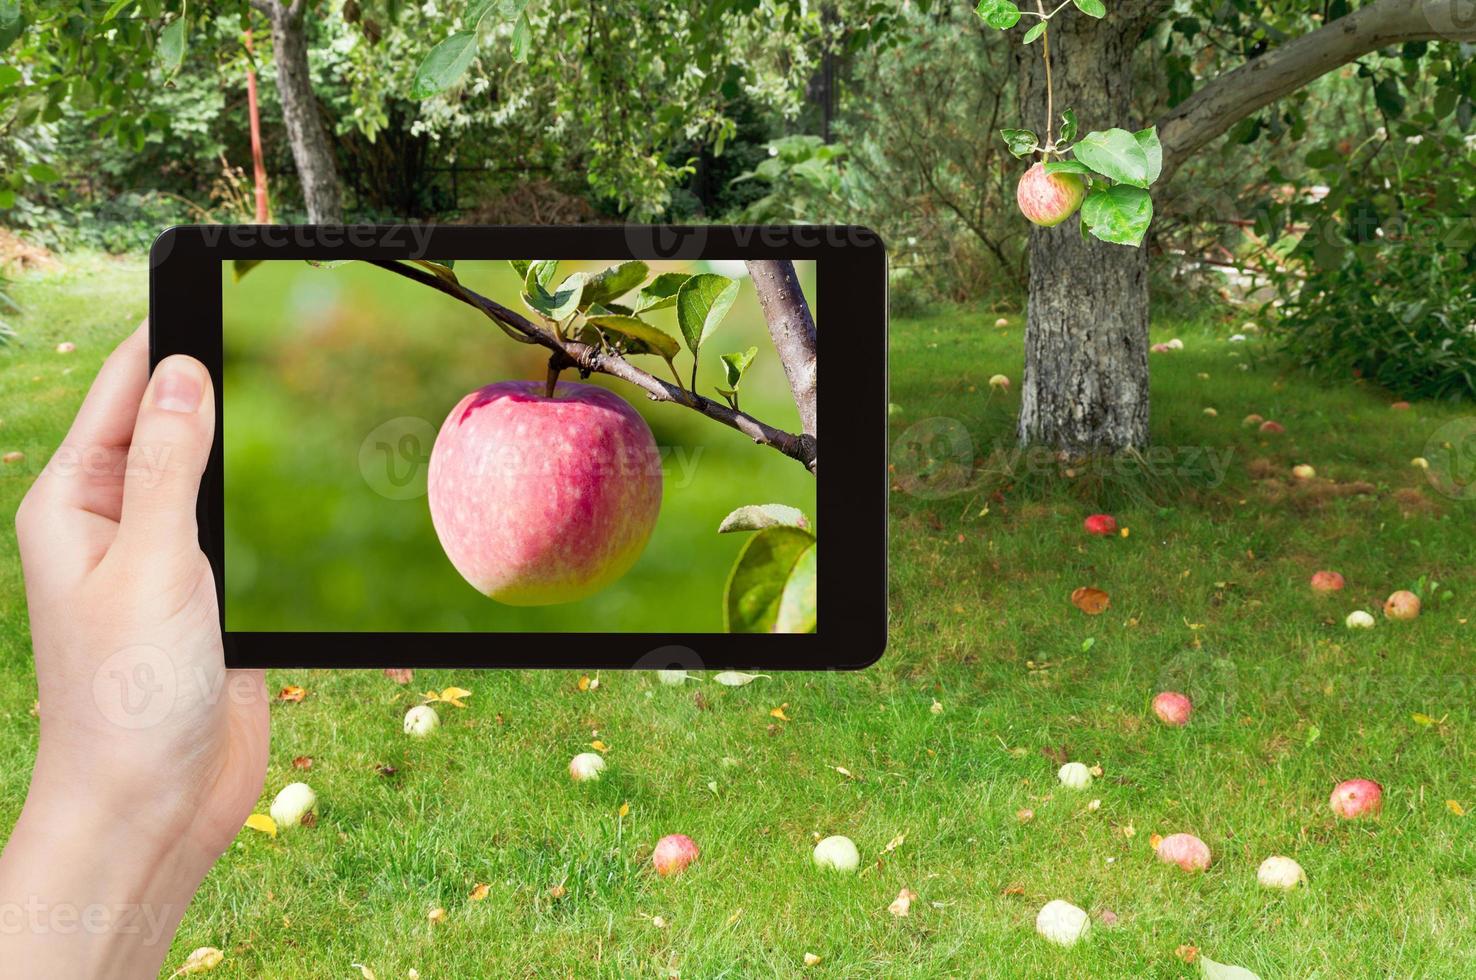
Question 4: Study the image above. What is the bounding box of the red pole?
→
[245,27,270,223]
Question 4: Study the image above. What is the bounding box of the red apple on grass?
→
[1310,571,1345,594]
[1330,778,1382,818]
[428,380,662,605]
[652,834,699,877]
[1017,163,1086,227]
[1084,514,1118,537]
[1384,590,1421,621]
[1152,691,1192,726]
[1156,833,1211,871]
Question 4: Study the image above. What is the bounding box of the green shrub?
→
[1265,125,1476,402]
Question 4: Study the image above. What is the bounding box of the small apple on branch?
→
[978,0,1164,246]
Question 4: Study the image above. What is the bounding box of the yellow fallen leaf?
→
[619,802,630,818]
[244,813,277,838]
[549,884,567,899]
[1448,800,1466,817]
[427,907,446,924]
[591,739,609,752]
[469,882,490,901]
[833,765,855,779]
[803,952,822,967]
[771,705,791,721]
[888,887,918,917]
[351,965,377,980]
[726,908,743,927]
[1070,587,1110,616]
[169,947,224,977]
[883,832,907,854]
[1412,713,1436,727]
[1120,527,1131,538]
[578,675,591,691]
[930,699,943,714]
[439,686,472,707]
[277,685,306,702]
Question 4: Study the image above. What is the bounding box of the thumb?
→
[116,354,216,556]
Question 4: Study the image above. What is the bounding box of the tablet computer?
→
[149,225,886,670]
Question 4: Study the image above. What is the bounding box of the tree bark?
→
[258,0,343,223]
[746,260,818,443]
[1017,9,1150,452]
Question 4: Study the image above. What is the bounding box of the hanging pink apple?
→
[1152,692,1192,727]
[1384,591,1421,621]
[1083,514,1118,537]
[1330,779,1382,818]
[1156,833,1211,871]
[427,381,662,605]
[652,834,700,877]
[1016,163,1086,227]
[1310,571,1345,594]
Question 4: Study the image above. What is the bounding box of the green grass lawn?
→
[2,255,1475,978]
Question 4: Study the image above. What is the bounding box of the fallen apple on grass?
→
[1292,464,1317,480]
[403,704,440,738]
[994,317,1010,328]
[1058,762,1093,790]
[652,834,700,877]
[428,380,663,606]
[1156,833,1211,872]
[1016,163,1086,227]
[1035,900,1090,947]
[1152,691,1192,726]
[1330,778,1382,818]
[989,374,1011,392]
[269,782,317,830]
[1243,414,1265,427]
[1346,610,1376,629]
[812,835,861,872]
[1257,855,1306,889]
[1259,420,1286,435]
[1083,514,1118,537]
[1310,571,1345,594]
[1384,590,1421,621]
[569,752,606,783]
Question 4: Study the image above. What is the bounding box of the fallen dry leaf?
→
[549,884,567,899]
[1070,587,1111,616]
[291,755,313,770]
[169,947,224,977]
[888,888,918,917]
[243,813,277,838]
[277,685,306,703]
[1176,944,1200,964]
[427,907,446,924]
[882,832,907,854]
[619,802,630,818]
[1001,883,1025,897]
[469,883,490,902]
[1016,808,1035,824]
[591,739,609,752]
[930,699,943,714]
[422,687,472,708]
[578,675,592,691]
[351,965,377,980]
[383,668,413,684]
[803,952,822,967]
[1448,800,1467,817]
[771,705,791,722]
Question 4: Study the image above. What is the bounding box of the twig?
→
[366,260,818,474]
[744,260,818,444]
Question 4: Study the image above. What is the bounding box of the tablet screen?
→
[220,259,817,634]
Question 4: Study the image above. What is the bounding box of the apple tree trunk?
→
[267,2,343,224]
[1015,9,1149,453]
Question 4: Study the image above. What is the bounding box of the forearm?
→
[0,785,213,979]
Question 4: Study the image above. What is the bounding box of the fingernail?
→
[153,359,204,414]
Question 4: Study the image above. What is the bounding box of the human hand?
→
[1,322,269,978]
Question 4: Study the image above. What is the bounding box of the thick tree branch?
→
[744,260,818,447]
[1159,0,1476,182]
[366,261,818,474]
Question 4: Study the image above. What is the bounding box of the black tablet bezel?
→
[149,225,887,670]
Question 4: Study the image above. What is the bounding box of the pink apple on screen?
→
[428,381,662,605]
